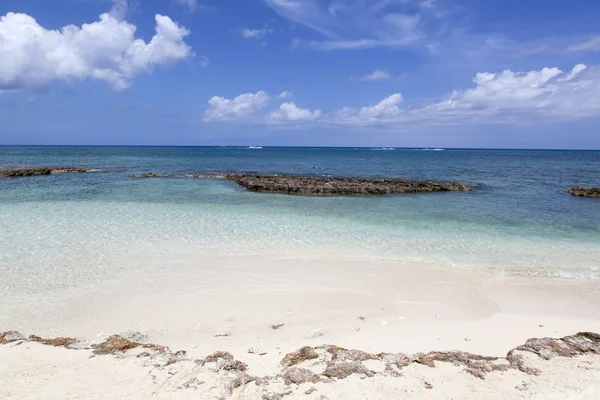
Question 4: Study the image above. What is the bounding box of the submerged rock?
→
[132,172,168,178]
[224,174,472,196]
[184,173,226,179]
[0,166,91,178]
[569,187,600,198]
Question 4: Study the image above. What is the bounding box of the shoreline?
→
[2,255,600,399]
[1,329,599,399]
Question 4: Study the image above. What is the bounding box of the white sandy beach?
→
[2,255,600,399]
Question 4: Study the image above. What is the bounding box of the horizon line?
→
[1,145,600,151]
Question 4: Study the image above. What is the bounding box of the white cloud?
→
[352,69,391,81]
[567,36,600,52]
[241,28,273,40]
[203,91,271,121]
[332,94,403,123]
[270,102,321,121]
[279,91,293,99]
[204,65,600,128]
[0,10,192,91]
[264,0,425,50]
[332,64,600,125]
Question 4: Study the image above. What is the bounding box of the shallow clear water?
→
[1,146,599,297]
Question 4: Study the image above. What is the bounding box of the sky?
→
[1,0,600,148]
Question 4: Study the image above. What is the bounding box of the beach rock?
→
[322,361,376,379]
[281,346,319,367]
[510,332,600,360]
[132,172,168,178]
[325,345,379,362]
[119,330,148,342]
[28,335,77,348]
[93,335,140,355]
[282,367,321,385]
[569,187,600,198]
[202,351,234,363]
[224,174,472,196]
[0,166,90,178]
[0,331,25,344]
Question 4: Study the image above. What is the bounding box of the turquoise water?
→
[1,146,599,295]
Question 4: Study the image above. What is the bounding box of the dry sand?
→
[1,255,600,399]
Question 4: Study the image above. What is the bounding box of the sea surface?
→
[1,146,599,298]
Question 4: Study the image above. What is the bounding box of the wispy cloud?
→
[240,27,274,40]
[199,56,210,68]
[567,36,600,52]
[279,91,293,99]
[351,69,391,81]
[264,0,430,50]
[174,0,207,12]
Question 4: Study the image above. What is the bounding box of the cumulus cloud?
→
[240,28,273,40]
[0,9,191,91]
[203,91,271,121]
[351,69,391,81]
[279,91,293,99]
[270,102,321,121]
[332,94,403,123]
[204,65,600,127]
[333,64,600,125]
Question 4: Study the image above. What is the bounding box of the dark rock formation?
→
[569,187,600,198]
[322,361,376,379]
[93,335,141,355]
[282,367,321,385]
[2,330,599,392]
[280,346,319,367]
[0,166,90,178]
[224,174,472,195]
[510,332,600,359]
[132,172,168,178]
[0,331,25,344]
[28,335,77,347]
[184,173,226,179]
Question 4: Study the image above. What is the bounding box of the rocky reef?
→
[224,174,472,195]
[132,172,169,178]
[569,187,600,198]
[0,166,91,178]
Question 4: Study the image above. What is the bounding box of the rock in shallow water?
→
[569,187,600,198]
[224,174,472,196]
[132,172,168,178]
[0,166,90,178]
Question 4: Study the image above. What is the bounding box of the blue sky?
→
[1,0,600,148]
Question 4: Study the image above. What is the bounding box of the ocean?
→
[1,146,599,299]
